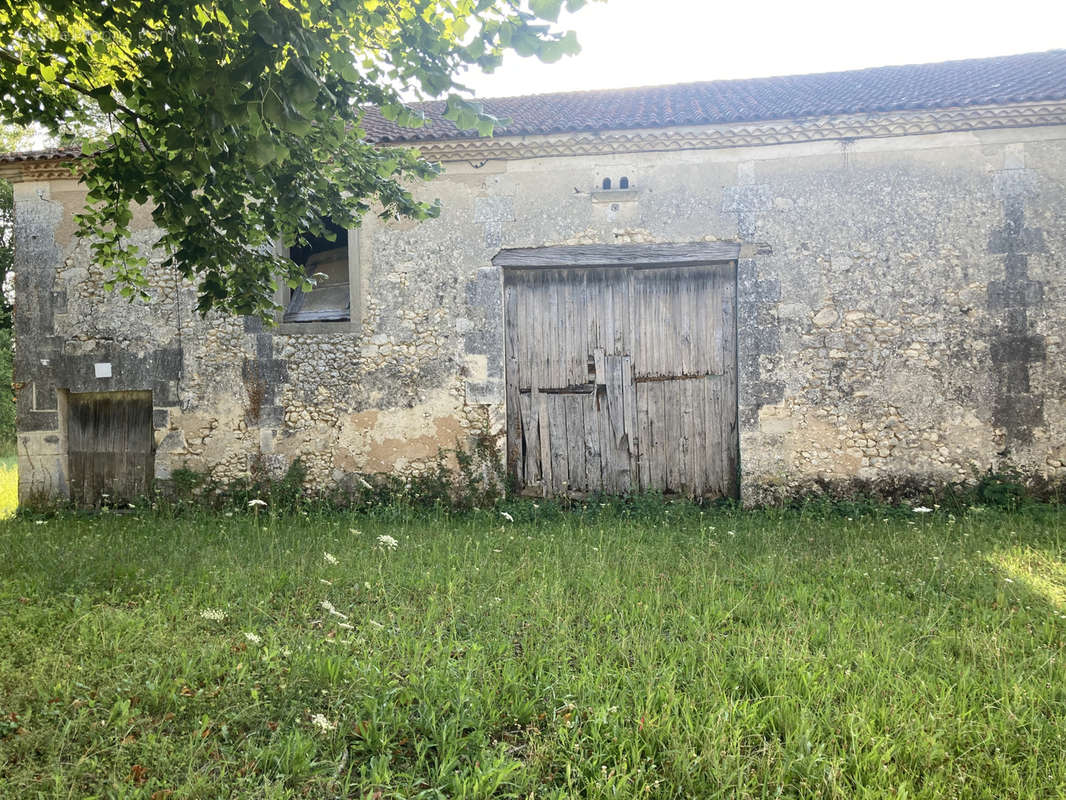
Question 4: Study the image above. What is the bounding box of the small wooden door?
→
[503,262,738,498]
[67,391,154,505]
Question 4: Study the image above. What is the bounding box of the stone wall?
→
[11,120,1066,504]
[734,133,1066,501]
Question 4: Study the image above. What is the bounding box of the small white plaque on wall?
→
[94,362,112,379]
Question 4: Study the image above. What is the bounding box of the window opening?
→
[284,218,350,323]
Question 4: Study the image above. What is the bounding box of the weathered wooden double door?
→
[503,263,738,498]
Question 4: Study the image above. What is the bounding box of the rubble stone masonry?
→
[10,120,1066,504]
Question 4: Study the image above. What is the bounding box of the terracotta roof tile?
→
[4,50,1064,162]
[0,145,81,163]
[361,49,1066,143]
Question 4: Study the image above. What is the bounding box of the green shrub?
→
[164,427,508,515]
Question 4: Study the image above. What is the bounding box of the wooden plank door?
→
[630,266,738,498]
[67,391,154,505]
[505,268,620,495]
[503,261,737,498]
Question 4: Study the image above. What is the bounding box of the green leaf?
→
[456,108,478,131]
[530,0,564,22]
[280,108,312,136]
[375,157,397,177]
[511,30,540,58]
[537,31,579,63]
[248,137,277,166]
[263,93,285,126]
[464,38,485,61]
[89,87,119,114]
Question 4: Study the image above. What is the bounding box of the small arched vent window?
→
[601,177,612,190]
[619,176,629,189]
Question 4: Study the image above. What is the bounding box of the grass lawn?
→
[1,499,1064,799]
[0,456,16,519]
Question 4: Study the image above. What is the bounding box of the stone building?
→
[4,50,1066,505]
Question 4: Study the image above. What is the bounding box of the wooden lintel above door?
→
[493,242,742,270]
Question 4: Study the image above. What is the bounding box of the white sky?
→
[459,0,1066,98]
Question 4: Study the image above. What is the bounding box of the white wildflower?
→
[377,534,399,551]
[243,632,262,644]
[323,552,339,565]
[200,608,226,621]
[34,520,46,525]
[500,511,514,523]
[320,600,348,620]
[310,713,337,733]
[248,498,268,508]
[349,528,362,535]
[912,506,933,513]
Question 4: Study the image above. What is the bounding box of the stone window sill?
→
[275,321,360,335]
[591,189,639,204]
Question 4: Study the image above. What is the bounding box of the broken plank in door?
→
[537,391,552,496]
[564,392,586,491]
[621,355,638,484]
[519,392,539,486]
[547,394,569,494]
[583,391,602,492]
[504,284,523,477]
[601,355,633,493]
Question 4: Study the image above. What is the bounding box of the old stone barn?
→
[4,50,1066,506]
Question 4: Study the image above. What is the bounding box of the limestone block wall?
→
[11,120,1066,504]
[731,132,1066,501]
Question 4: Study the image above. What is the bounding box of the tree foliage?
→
[0,175,11,331]
[0,161,15,452]
[0,123,21,329]
[0,0,587,319]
